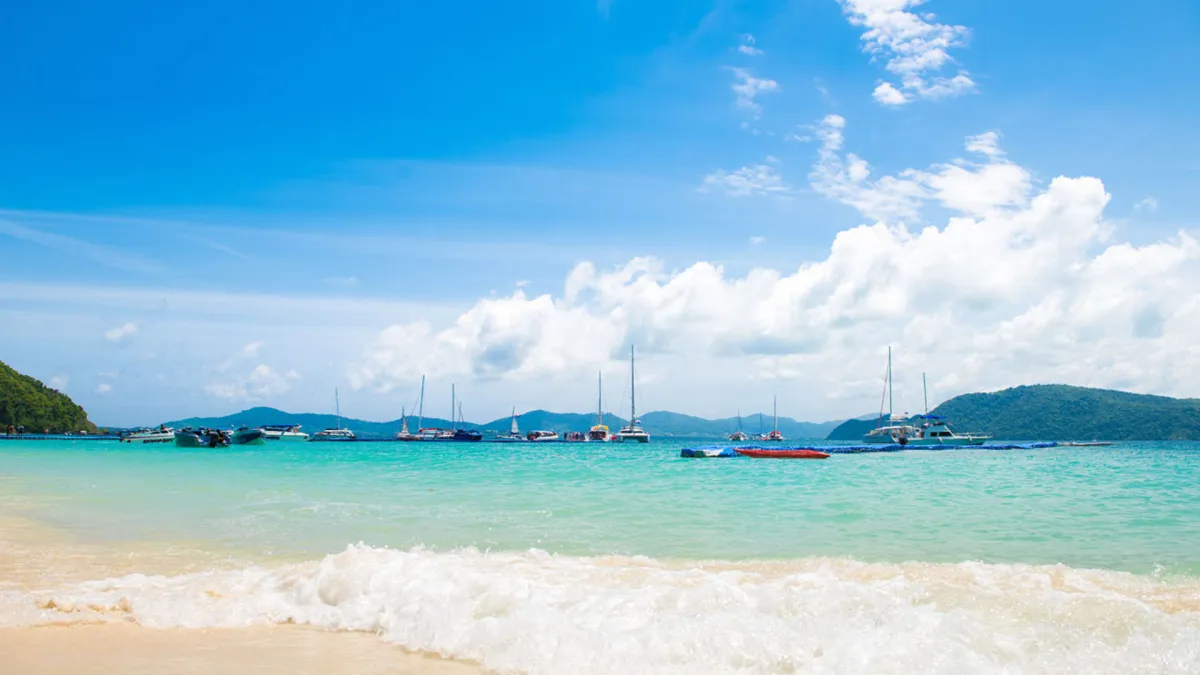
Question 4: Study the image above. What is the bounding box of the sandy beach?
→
[0,512,484,675]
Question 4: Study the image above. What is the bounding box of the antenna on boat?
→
[923,372,928,415]
[629,345,636,423]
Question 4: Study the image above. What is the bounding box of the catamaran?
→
[863,349,990,445]
[587,371,611,442]
[615,345,650,443]
[311,389,356,441]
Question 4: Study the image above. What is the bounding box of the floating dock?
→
[681,441,1062,458]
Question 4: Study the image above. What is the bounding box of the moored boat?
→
[614,346,650,443]
[395,407,419,441]
[736,447,829,459]
[120,427,175,444]
[174,428,230,448]
[311,389,355,442]
[527,430,559,442]
[587,372,611,442]
[728,410,749,442]
[494,408,525,442]
[262,425,309,442]
[230,427,265,445]
[863,351,990,446]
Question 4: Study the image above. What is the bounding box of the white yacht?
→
[311,389,356,442]
[615,345,650,443]
[862,350,990,446]
[262,425,309,442]
[527,430,559,442]
[121,427,175,444]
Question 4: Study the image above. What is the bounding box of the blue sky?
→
[2,0,1199,426]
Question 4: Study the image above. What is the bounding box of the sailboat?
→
[451,394,483,442]
[587,371,611,441]
[765,396,784,442]
[395,405,419,441]
[615,346,650,443]
[494,407,525,442]
[729,409,749,442]
[312,389,356,441]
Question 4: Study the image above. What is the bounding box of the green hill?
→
[162,407,841,440]
[0,361,95,433]
[827,385,1200,441]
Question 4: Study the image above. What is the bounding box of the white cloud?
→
[749,236,768,245]
[48,375,68,391]
[1135,197,1159,213]
[701,164,791,197]
[738,34,764,56]
[206,365,300,401]
[840,0,976,106]
[104,322,138,342]
[240,341,265,358]
[810,117,1031,221]
[728,67,779,117]
[350,131,1200,412]
[97,383,112,395]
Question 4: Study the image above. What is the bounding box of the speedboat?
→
[230,427,265,445]
[174,428,230,448]
[121,427,175,444]
[262,425,309,442]
[527,430,559,442]
[614,346,651,443]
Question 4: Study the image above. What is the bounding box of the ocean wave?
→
[4,545,1200,674]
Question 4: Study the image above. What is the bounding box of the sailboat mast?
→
[887,346,893,419]
[335,388,341,429]
[597,371,603,425]
[923,372,928,415]
[451,384,456,431]
[773,395,778,433]
[417,375,425,430]
[629,345,636,422]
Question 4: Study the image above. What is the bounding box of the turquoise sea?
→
[3,438,1200,673]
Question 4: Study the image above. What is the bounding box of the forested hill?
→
[827,385,1200,441]
[0,361,95,433]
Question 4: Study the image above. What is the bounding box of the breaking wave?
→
[4,545,1200,674]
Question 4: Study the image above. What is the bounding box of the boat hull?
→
[736,448,830,459]
[230,429,265,446]
[615,433,650,443]
[120,432,175,444]
[264,432,309,442]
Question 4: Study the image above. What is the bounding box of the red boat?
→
[735,448,830,460]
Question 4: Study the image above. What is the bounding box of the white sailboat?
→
[615,346,650,443]
[765,396,784,442]
[728,409,749,442]
[494,407,525,442]
[312,389,356,441]
[862,349,990,445]
[395,404,419,441]
[587,371,611,442]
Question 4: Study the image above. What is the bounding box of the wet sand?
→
[0,512,486,675]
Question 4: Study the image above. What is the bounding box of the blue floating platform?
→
[681,441,1060,458]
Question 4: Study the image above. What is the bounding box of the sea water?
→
[1,439,1199,673]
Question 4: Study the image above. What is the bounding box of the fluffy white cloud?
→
[738,34,764,56]
[811,118,1031,221]
[97,383,112,395]
[240,341,264,358]
[104,322,138,342]
[728,67,779,117]
[1134,197,1159,213]
[701,164,791,197]
[840,0,975,105]
[749,236,768,245]
[351,125,1200,412]
[206,364,300,401]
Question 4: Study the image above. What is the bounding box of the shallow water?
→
[2,439,1199,673]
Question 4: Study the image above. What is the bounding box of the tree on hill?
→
[0,361,95,433]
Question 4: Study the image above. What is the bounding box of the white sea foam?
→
[4,545,1200,674]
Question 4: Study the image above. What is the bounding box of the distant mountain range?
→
[161,407,843,440]
[826,384,1200,441]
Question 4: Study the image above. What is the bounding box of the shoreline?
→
[0,512,486,675]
